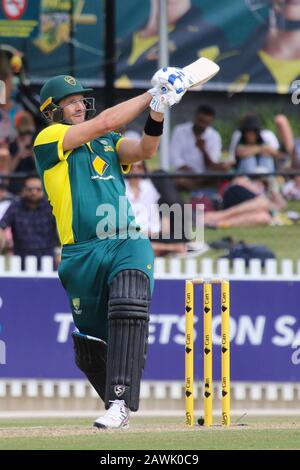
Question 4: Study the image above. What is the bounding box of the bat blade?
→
[183,57,220,88]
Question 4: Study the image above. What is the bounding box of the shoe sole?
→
[93,421,129,430]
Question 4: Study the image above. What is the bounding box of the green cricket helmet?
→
[39,75,95,123]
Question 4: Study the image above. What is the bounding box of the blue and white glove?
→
[151,66,194,93]
[148,83,185,113]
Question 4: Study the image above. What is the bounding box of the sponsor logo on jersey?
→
[104,145,114,152]
[91,175,115,181]
[72,298,82,315]
[92,156,108,175]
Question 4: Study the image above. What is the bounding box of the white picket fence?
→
[0,379,299,407]
[0,254,300,279]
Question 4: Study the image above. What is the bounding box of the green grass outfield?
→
[0,416,299,450]
[203,224,300,264]
[201,200,300,263]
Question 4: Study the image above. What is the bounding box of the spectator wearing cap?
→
[0,175,58,269]
[170,104,233,190]
[228,113,281,173]
[9,111,36,194]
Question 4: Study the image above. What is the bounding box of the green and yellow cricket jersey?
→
[33,123,135,245]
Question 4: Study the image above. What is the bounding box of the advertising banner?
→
[2,1,300,93]
[0,0,39,39]
[0,278,299,382]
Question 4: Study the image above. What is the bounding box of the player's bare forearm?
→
[149,110,164,123]
[139,110,163,160]
[99,93,153,132]
[139,134,160,161]
[119,134,161,164]
[119,111,163,164]
[63,92,152,151]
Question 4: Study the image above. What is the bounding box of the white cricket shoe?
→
[93,400,130,429]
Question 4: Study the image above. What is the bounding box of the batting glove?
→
[148,84,185,113]
[151,66,194,93]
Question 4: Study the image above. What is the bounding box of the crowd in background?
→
[0,50,58,267]
[1,49,300,267]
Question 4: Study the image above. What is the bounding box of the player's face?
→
[59,94,87,124]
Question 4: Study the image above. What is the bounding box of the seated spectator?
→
[0,51,23,144]
[282,176,300,200]
[125,162,187,256]
[229,114,282,173]
[171,104,233,190]
[275,114,300,170]
[0,175,58,269]
[204,175,286,227]
[9,111,37,194]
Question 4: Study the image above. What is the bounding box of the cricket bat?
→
[183,57,220,88]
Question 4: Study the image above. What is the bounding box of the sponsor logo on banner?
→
[54,312,300,348]
[3,0,26,19]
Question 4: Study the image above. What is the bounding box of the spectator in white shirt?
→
[170,105,233,190]
[228,114,281,173]
[0,179,15,254]
[0,178,14,219]
[282,176,300,200]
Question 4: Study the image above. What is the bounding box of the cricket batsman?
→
[33,67,192,429]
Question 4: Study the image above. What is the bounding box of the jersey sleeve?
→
[110,130,124,149]
[33,124,71,174]
[110,131,130,174]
